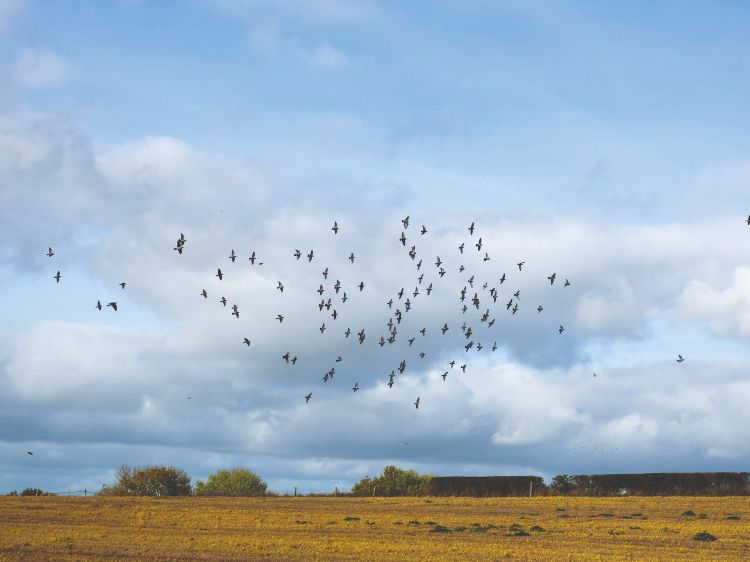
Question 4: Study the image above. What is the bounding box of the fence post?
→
[529,481,533,498]
[293,486,296,497]
[334,487,338,496]
[84,489,87,497]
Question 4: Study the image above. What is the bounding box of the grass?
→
[0,496,749,560]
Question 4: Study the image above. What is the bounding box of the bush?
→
[20,488,46,496]
[98,465,191,497]
[193,468,267,497]
[693,531,717,542]
[351,465,432,496]
[7,490,18,496]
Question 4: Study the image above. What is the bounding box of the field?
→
[1,496,749,561]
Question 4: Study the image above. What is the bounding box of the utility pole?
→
[293,486,297,497]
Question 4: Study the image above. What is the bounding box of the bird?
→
[458,243,465,254]
[220,296,227,306]
[387,299,393,308]
[332,221,339,234]
[564,278,571,287]
[283,352,290,363]
[305,393,312,403]
[506,299,513,310]
[402,216,410,229]
[317,284,324,296]
[442,372,447,381]
[107,302,118,311]
[96,300,102,310]
[387,379,394,389]
[421,225,427,235]
[468,222,475,235]
[499,273,506,284]
[517,261,525,271]
[294,249,302,260]
[358,281,364,291]
[277,281,284,292]
[349,252,355,263]
[492,341,497,351]
[201,289,207,298]
[341,292,348,303]
[513,290,520,299]
[232,309,239,318]
[399,232,406,246]
[677,355,685,363]
[229,249,236,262]
[537,305,543,313]
[441,323,449,334]
[276,314,284,323]
[46,247,54,257]
[320,323,326,333]
[483,252,490,262]
[460,364,467,373]
[323,268,330,280]
[27,451,33,455]
[307,250,314,262]
[414,397,420,409]
[593,372,597,377]
[243,338,251,346]
[352,383,359,392]
[476,237,483,251]
[54,271,61,283]
[559,325,565,334]
[249,251,257,265]
[336,356,342,362]
[216,268,223,281]
[548,273,556,285]
[331,309,338,320]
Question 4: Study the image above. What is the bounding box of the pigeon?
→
[283,352,290,363]
[559,325,565,334]
[305,393,312,403]
[747,216,750,226]
[249,251,257,265]
[421,225,427,235]
[468,222,475,235]
[291,356,298,365]
[564,278,571,287]
[119,282,126,290]
[441,323,449,334]
[349,252,355,263]
[402,216,410,229]
[400,232,406,246]
[96,300,102,310]
[352,383,359,392]
[458,243,465,254]
[243,338,251,346]
[107,302,118,311]
[320,323,326,333]
[548,273,556,285]
[537,305,543,313]
[201,289,207,298]
[517,261,525,271]
[307,250,314,262]
[499,273,506,284]
[294,249,302,260]
[54,271,61,283]
[46,247,54,257]
[276,314,284,323]
[414,397,420,409]
[220,296,227,306]
[476,237,483,251]
[216,268,223,281]
[332,221,339,234]
[442,372,447,381]
[358,281,365,292]
[277,281,284,292]
[27,451,33,455]
[229,249,236,262]
[677,355,685,363]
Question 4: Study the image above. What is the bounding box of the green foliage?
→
[351,465,432,496]
[98,465,191,497]
[20,487,46,496]
[693,531,717,542]
[193,468,267,497]
[550,474,574,495]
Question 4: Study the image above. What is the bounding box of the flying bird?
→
[332,221,339,234]
[400,232,406,246]
[305,393,312,403]
[201,289,207,298]
[458,243,465,254]
[677,355,685,363]
[96,300,102,310]
[548,273,556,285]
[352,383,359,392]
[307,250,314,262]
[537,305,543,313]
[517,261,525,271]
[229,249,236,262]
[107,302,118,311]
[559,325,565,334]
[46,247,54,257]
[294,249,302,260]
[276,314,284,323]
[27,451,33,456]
[216,268,223,281]
[421,225,427,235]
[442,372,447,381]
[220,296,227,306]
[564,278,571,287]
[402,216,410,229]
[414,397,420,409]
[468,222,475,235]
[249,251,257,265]
[349,252,355,263]
[54,271,61,283]
[243,338,251,346]
[277,281,284,292]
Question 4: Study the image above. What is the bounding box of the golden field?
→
[1,495,749,561]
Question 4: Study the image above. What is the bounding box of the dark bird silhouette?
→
[677,354,685,363]
[460,364,467,373]
[537,305,543,313]
[352,382,359,392]
[499,273,506,284]
[492,341,497,351]
[559,325,565,334]
[441,323,449,334]
[233,309,239,318]
[349,252,355,263]
[483,252,490,262]
[283,352,290,363]
[506,299,513,310]
[277,281,284,292]
[220,296,227,306]
[54,270,61,283]
[249,251,257,265]
[336,356,342,362]
[414,397,420,409]
[216,268,223,281]
[332,221,339,234]
[119,282,126,290]
[229,249,236,262]
[564,278,571,287]
[345,327,351,338]
[387,298,393,308]
[476,237,482,251]
[426,283,433,295]
[517,261,525,271]
[318,284,324,296]
[449,360,455,368]
[320,323,326,333]
[442,372,447,381]
[548,273,556,285]
[27,451,33,455]
[46,247,54,257]
[291,356,298,365]
[387,379,394,388]
[513,290,520,299]
[419,352,426,359]
[276,314,284,323]
[400,232,406,246]
[358,281,365,292]
[96,300,102,310]
[294,249,302,260]
[421,225,427,235]
[331,309,338,320]
[307,250,314,262]
[417,259,423,270]
[746,216,750,226]
[341,292,348,303]
[305,393,312,403]
[107,302,118,311]
[468,222,475,235]
[243,338,251,346]
[323,268,329,280]
[458,242,465,254]
[201,289,207,298]
[402,216,410,229]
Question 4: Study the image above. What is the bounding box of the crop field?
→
[1,496,749,561]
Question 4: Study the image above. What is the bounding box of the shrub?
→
[193,468,267,497]
[20,488,46,496]
[693,531,717,542]
[98,465,191,497]
[351,465,432,496]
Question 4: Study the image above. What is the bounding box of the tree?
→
[194,468,267,497]
[351,465,432,496]
[98,465,191,497]
[20,488,45,496]
[550,475,574,495]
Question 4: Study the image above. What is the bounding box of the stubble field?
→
[1,495,749,561]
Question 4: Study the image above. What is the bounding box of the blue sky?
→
[2,0,750,494]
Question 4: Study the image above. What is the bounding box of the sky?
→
[1,0,750,495]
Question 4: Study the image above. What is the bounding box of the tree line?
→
[7,466,750,497]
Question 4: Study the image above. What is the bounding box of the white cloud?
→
[679,266,750,337]
[13,48,69,87]
[298,43,349,68]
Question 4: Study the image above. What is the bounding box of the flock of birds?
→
[43,214,703,418]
